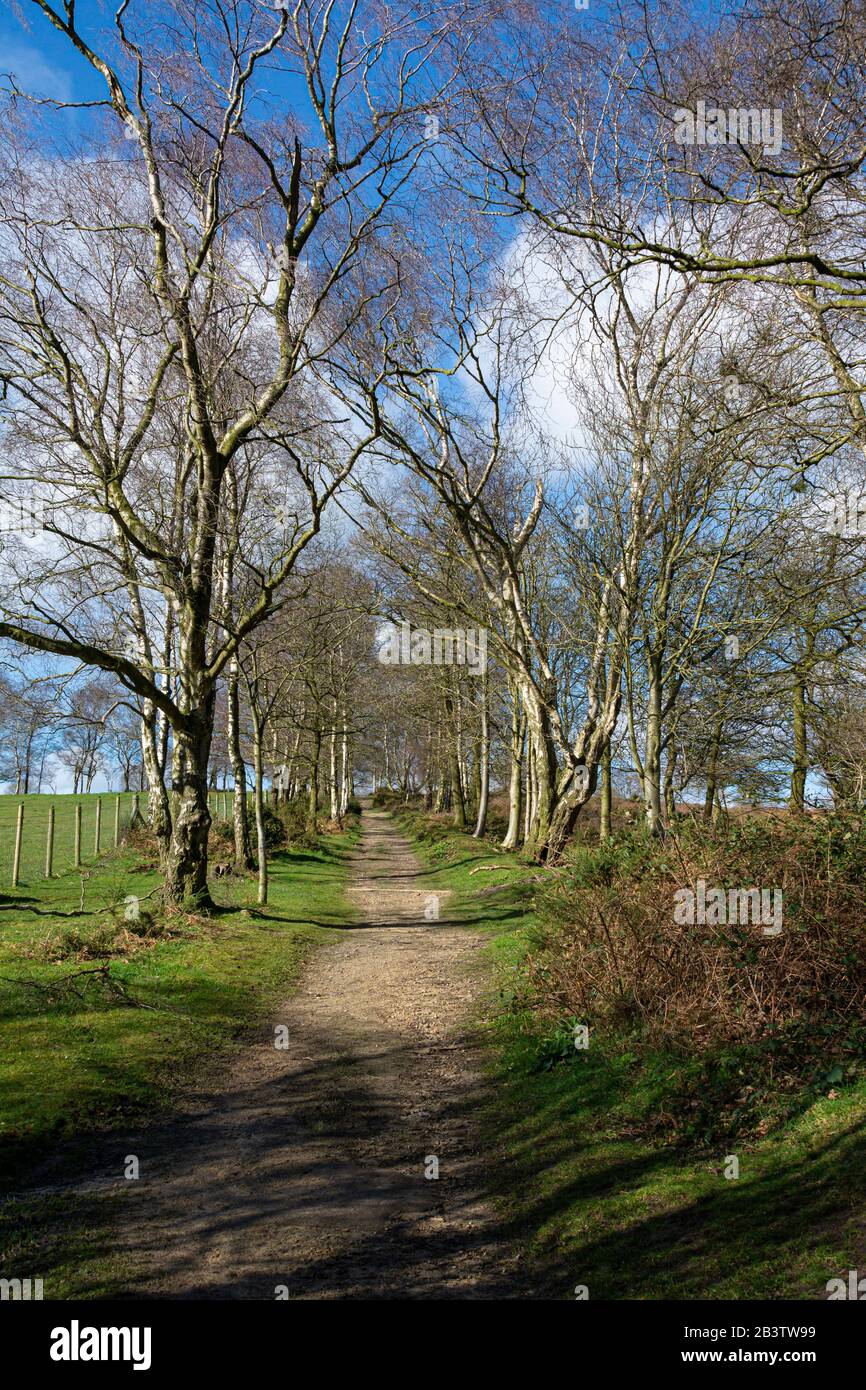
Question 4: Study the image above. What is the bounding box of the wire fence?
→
[208,790,236,824]
[0,790,238,887]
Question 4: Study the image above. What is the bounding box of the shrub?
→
[208,817,235,857]
[371,787,398,808]
[245,803,287,849]
[522,813,866,1142]
[279,796,307,839]
[533,814,866,1044]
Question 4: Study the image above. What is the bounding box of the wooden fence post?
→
[94,799,102,855]
[114,795,121,847]
[45,804,55,878]
[12,802,24,887]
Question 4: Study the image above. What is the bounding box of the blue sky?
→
[1,0,104,114]
[0,0,314,139]
[0,0,822,804]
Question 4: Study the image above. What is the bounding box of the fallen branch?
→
[469,864,527,875]
[0,963,189,1015]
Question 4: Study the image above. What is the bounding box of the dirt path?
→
[109,806,523,1298]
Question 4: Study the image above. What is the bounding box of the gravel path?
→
[111,806,524,1298]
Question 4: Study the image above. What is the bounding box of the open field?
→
[0,791,237,895]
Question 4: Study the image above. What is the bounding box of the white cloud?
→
[3,42,74,104]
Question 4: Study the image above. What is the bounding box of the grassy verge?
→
[386,797,866,1300]
[0,820,359,1297]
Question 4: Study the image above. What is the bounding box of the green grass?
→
[0,1193,128,1301]
[8,798,862,1302]
[0,819,358,1297]
[390,800,866,1300]
[0,791,136,889]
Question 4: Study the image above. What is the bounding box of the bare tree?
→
[0,0,470,902]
